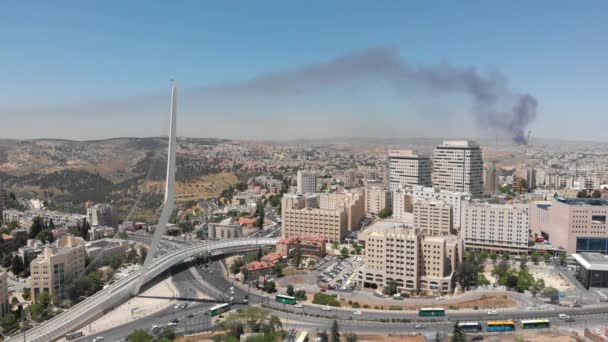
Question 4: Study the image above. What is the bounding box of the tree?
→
[273,264,283,277]
[489,252,498,263]
[530,278,545,297]
[501,252,510,261]
[543,252,551,263]
[1,312,17,332]
[138,247,147,265]
[331,320,340,342]
[377,208,392,218]
[530,251,540,265]
[268,315,282,332]
[257,246,263,261]
[11,255,25,276]
[458,257,479,288]
[559,253,567,266]
[332,241,339,250]
[241,267,250,281]
[592,189,602,198]
[293,244,303,269]
[519,256,528,270]
[38,291,51,307]
[264,281,276,293]
[340,247,349,258]
[256,200,265,229]
[577,189,588,198]
[127,329,153,342]
[230,258,245,275]
[286,285,295,296]
[451,322,467,342]
[345,332,358,342]
[543,287,560,304]
[36,229,55,244]
[383,280,398,296]
[29,216,46,239]
[295,290,307,300]
[505,272,519,289]
[48,219,55,230]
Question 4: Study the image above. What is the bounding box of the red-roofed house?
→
[238,217,256,228]
[276,235,326,257]
[261,252,284,264]
[245,261,274,280]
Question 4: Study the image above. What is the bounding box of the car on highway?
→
[92,337,104,342]
[229,286,235,291]
[414,324,425,329]
[167,322,177,327]
[353,310,361,315]
[487,309,498,315]
[565,316,576,322]
[470,337,483,341]
[294,303,303,308]
[558,313,568,319]
[322,306,332,311]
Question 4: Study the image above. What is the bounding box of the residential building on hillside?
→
[413,200,453,236]
[29,234,86,303]
[388,150,432,191]
[462,201,529,254]
[357,221,461,294]
[86,203,117,228]
[281,194,347,242]
[484,162,499,195]
[276,235,327,257]
[432,141,483,198]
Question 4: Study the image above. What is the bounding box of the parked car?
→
[487,310,498,315]
[322,306,332,311]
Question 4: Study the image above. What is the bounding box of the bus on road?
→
[208,303,230,317]
[486,320,516,332]
[276,294,297,305]
[418,308,445,317]
[458,322,482,333]
[520,319,550,329]
[295,331,309,342]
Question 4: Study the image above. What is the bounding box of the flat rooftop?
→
[555,197,608,206]
[572,253,608,271]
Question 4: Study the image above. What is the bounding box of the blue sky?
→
[1,1,607,141]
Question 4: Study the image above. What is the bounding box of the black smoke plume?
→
[198,47,537,144]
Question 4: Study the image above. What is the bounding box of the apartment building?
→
[412,185,469,230]
[357,221,460,294]
[392,188,414,223]
[85,238,130,266]
[365,186,392,215]
[318,191,365,231]
[432,141,483,198]
[413,200,453,236]
[462,201,529,254]
[0,271,8,319]
[29,234,86,303]
[297,170,317,194]
[276,235,327,257]
[281,194,348,242]
[532,197,608,254]
[86,203,117,228]
[388,150,432,191]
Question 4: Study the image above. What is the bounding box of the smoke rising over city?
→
[198,47,538,144]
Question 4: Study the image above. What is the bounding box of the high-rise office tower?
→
[432,141,483,198]
[484,162,499,195]
[296,170,317,194]
[388,150,432,191]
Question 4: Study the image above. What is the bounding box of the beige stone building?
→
[0,271,8,319]
[388,150,432,191]
[29,234,86,303]
[281,191,364,242]
[365,186,392,215]
[358,221,460,294]
[531,198,608,254]
[462,201,529,254]
[414,200,453,236]
[392,188,414,223]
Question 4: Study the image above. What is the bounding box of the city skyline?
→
[1,2,607,141]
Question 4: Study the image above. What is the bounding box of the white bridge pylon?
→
[133,80,178,295]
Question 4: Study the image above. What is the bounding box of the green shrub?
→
[389,305,402,311]
[351,302,360,308]
[312,293,341,307]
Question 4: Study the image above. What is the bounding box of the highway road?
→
[74,260,608,341]
[6,238,277,342]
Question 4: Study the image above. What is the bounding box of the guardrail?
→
[7,238,277,342]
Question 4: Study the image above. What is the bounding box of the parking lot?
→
[315,255,362,291]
